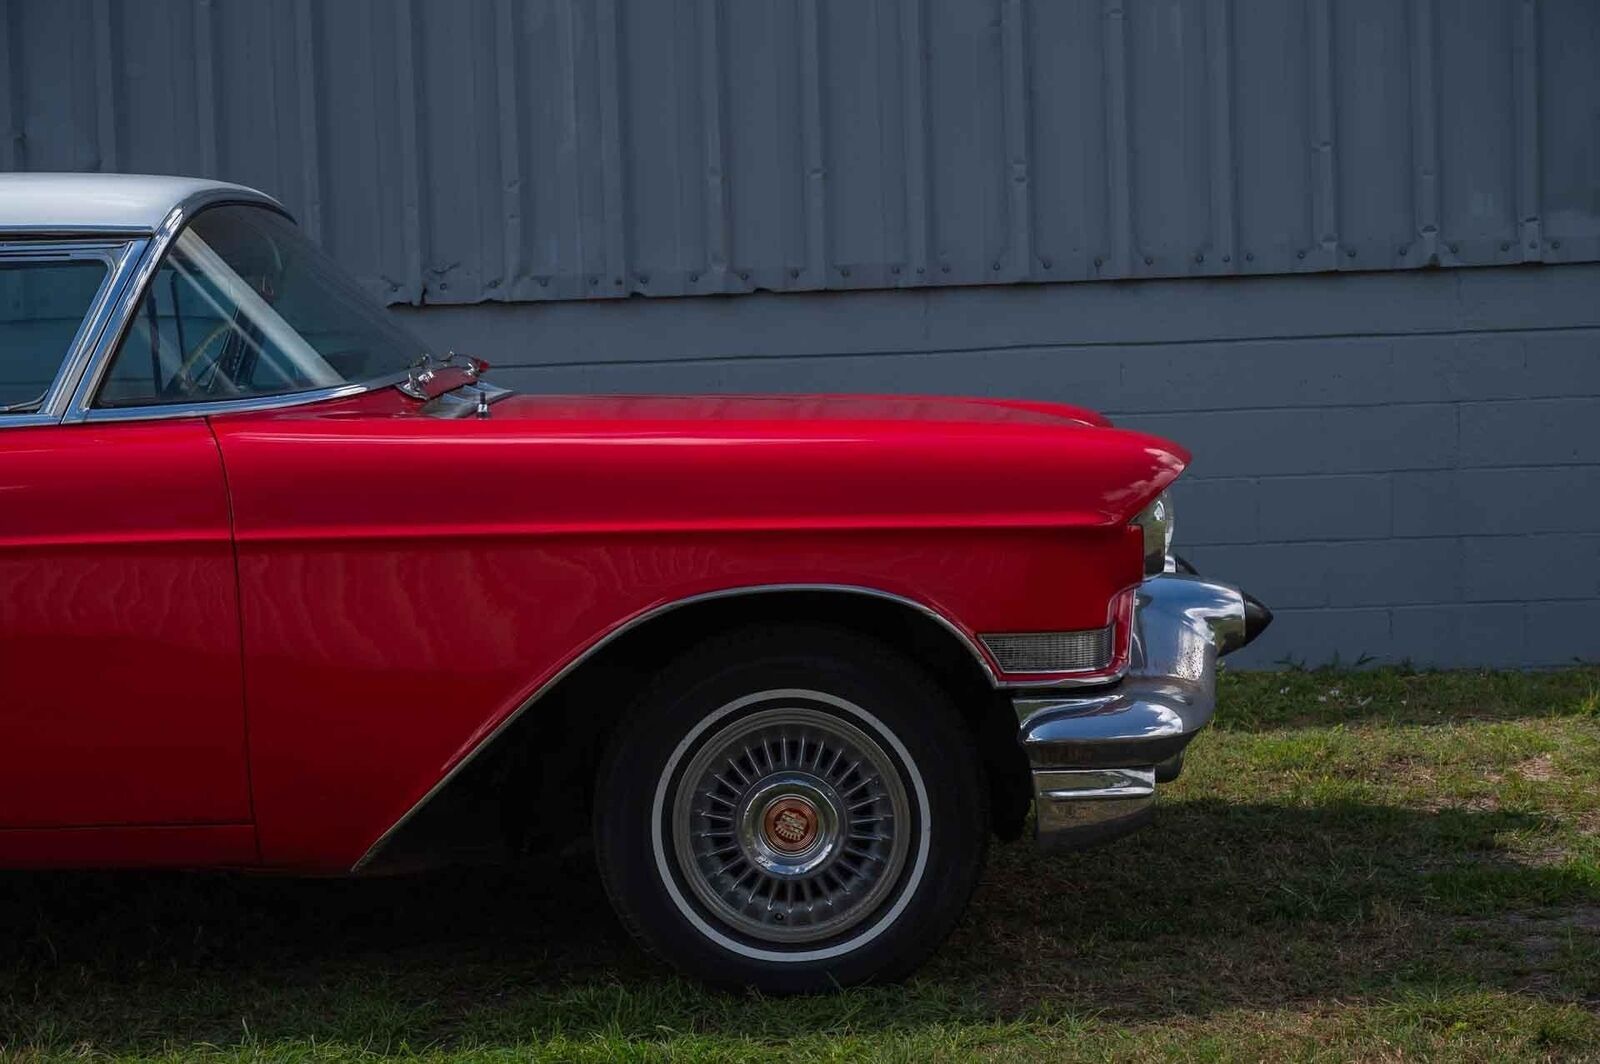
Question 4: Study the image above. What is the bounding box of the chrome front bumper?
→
[1016,572,1271,848]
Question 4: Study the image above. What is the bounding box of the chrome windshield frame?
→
[64,189,279,423]
[49,187,413,426]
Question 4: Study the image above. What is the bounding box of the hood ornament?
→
[400,350,512,419]
[398,351,484,400]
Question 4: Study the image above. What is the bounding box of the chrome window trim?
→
[75,378,401,424]
[0,238,142,430]
[0,412,62,429]
[0,238,137,254]
[0,225,154,239]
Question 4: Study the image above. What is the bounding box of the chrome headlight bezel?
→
[1131,491,1174,576]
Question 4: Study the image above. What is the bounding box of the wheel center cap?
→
[762,796,819,854]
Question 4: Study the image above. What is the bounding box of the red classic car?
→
[1,174,1269,991]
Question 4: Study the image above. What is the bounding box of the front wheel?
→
[593,625,988,992]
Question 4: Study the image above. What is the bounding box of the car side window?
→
[0,257,109,414]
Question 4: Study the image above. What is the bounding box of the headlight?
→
[1131,492,1174,576]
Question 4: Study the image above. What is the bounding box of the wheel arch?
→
[355,584,1029,873]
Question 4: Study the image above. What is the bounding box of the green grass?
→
[2,668,1598,1062]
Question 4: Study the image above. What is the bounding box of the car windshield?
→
[97,204,431,407]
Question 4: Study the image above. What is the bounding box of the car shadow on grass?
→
[0,799,1593,1052]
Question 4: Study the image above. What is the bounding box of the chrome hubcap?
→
[671,703,912,944]
[762,795,819,854]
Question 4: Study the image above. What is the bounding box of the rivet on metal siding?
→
[992,262,1001,271]
[1296,250,1306,260]
[439,282,449,290]
[1553,240,1562,249]
[690,272,700,282]
[1041,258,1052,270]
[613,277,623,286]
[941,264,951,273]
[1398,248,1407,257]
[1346,248,1356,258]
[1448,244,1459,254]
[789,268,801,278]
[1194,253,1204,264]
[590,276,599,285]
[638,273,650,285]
[1222,255,1231,263]
[1501,242,1511,251]
[1527,242,1537,250]
[739,271,750,281]
[1143,256,1153,266]
[839,266,851,277]
[1245,252,1254,262]
[891,265,901,275]
[1093,257,1103,267]
[487,279,500,288]
[539,278,549,287]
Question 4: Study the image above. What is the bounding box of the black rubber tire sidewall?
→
[593,626,988,993]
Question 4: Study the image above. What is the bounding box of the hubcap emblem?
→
[762,797,818,853]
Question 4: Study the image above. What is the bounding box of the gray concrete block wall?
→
[397,263,1600,669]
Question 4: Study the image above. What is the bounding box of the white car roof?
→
[0,173,285,234]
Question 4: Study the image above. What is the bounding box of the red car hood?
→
[218,390,1188,532]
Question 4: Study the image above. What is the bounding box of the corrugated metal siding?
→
[2,0,1598,307]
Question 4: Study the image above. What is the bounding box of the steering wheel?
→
[162,320,243,399]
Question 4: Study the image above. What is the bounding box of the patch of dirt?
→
[1420,794,1503,815]
[1513,754,1559,782]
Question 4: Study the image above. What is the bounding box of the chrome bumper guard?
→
[1016,573,1271,848]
